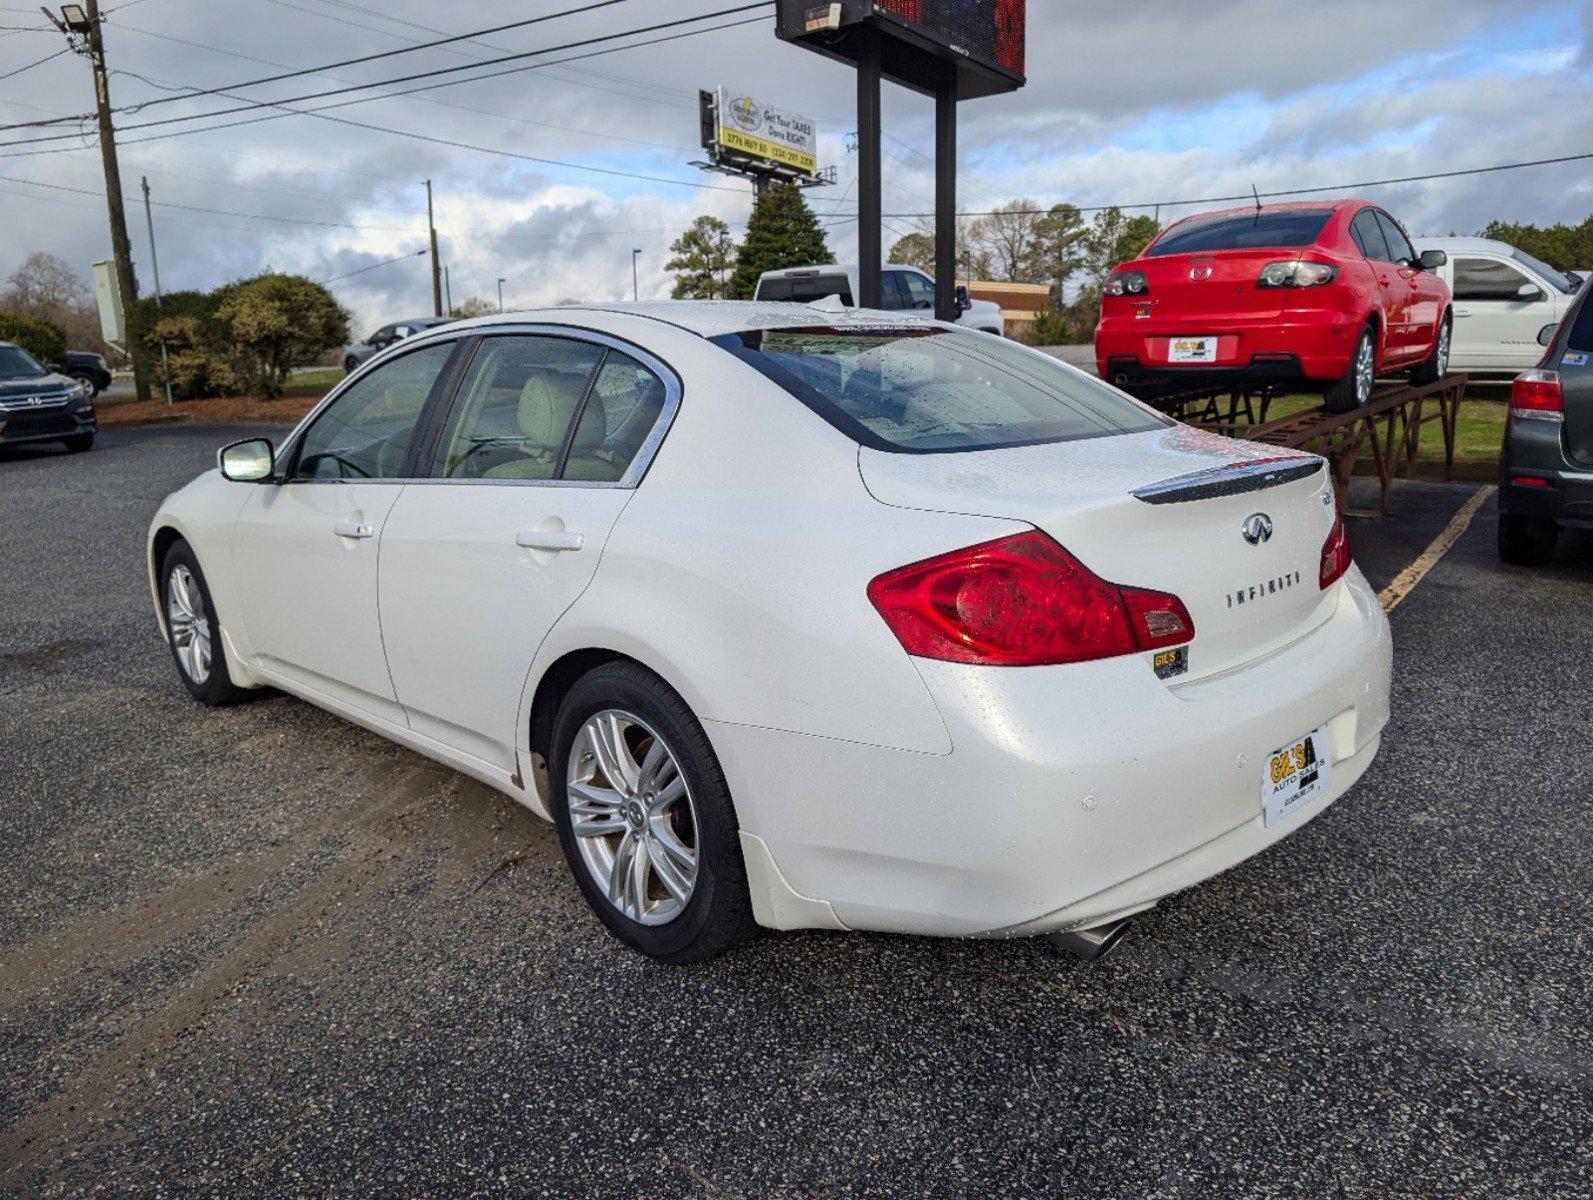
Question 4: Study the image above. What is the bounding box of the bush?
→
[0,309,66,365]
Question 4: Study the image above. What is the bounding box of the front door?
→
[1451,255,1561,371]
[231,340,459,724]
[378,334,675,773]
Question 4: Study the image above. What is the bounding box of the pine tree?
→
[666,215,737,299]
[727,183,834,300]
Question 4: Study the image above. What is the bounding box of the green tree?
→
[967,199,1048,282]
[887,230,936,273]
[453,296,497,318]
[1483,215,1593,272]
[1032,203,1088,302]
[0,310,66,364]
[1081,207,1161,292]
[212,274,350,397]
[667,215,737,299]
[727,183,833,300]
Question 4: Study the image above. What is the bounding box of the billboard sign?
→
[710,88,819,179]
[874,0,1026,79]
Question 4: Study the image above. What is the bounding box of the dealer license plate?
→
[1168,336,1219,363]
[1262,726,1332,827]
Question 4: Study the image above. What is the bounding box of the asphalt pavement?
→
[1,425,1589,1198]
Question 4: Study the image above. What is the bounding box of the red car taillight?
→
[1511,369,1564,420]
[1320,513,1353,590]
[867,531,1193,667]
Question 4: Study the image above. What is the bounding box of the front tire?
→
[1497,513,1557,567]
[1324,322,1378,414]
[1410,315,1451,385]
[63,433,94,453]
[70,371,101,398]
[160,541,249,706]
[549,661,756,964]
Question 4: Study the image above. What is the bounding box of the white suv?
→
[754,264,1006,336]
[1415,237,1583,375]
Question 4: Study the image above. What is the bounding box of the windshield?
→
[1511,249,1578,295]
[1147,210,1334,257]
[711,325,1167,454]
[0,345,48,380]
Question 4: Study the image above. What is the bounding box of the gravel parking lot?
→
[2,425,1590,1198]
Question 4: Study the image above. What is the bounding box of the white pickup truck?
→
[1415,237,1584,375]
[754,264,1007,336]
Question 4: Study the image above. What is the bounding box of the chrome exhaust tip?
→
[1047,916,1134,961]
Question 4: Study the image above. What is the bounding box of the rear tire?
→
[63,433,94,453]
[1497,513,1557,567]
[161,541,249,706]
[549,660,756,964]
[1324,323,1378,414]
[1410,315,1451,385]
[70,371,101,398]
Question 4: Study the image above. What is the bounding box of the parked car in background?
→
[1097,201,1453,413]
[0,341,95,453]
[1415,237,1583,376]
[755,264,1007,336]
[342,316,456,373]
[50,350,113,397]
[148,302,1389,964]
[1497,277,1593,565]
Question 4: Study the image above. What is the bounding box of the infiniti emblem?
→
[1242,513,1274,545]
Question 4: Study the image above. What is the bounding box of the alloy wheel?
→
[1355,334,1376,406]
[567,709,699,926]
[1436,323,1451,378]
[166,564,212,684]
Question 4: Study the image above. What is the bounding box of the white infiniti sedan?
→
[148,303,1392,963]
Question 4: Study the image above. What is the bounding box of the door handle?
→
[334,521,376,539]
[516,530,584,552]
[1454,309,1473,318]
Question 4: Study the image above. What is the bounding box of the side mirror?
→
[953,284,972,314]
[218,437,276,483]
[47,361,64,372]
[1518,283,1546,303]
[1538,323,1559,348]
[1418,249,1447,271]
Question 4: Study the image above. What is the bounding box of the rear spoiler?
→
[1132,456,1324,505]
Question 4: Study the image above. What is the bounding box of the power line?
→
[0,45,68,81]
[319,248,429,285]
[0,4,773,145]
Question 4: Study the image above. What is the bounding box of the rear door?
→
[1558,292,1593,468]
[376,332,678,773]
[1452,255,1560,371]
[1376,213,1444,359]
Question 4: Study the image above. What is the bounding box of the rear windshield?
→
[756,274,854,305]
[710,325,1168,454]
[1147,209,1335,257]
[0,345,47,380]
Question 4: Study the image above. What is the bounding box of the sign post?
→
[776,1,1027,314]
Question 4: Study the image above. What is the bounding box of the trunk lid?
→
[859,425,1342,681]
[1131,249,1289,316]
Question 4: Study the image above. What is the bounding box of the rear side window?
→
[1350,210,1390,261]
[711,326,1167,454]
[564,351,669,483]
[757,273,853,305]
[1146,210,1333,257]
[1565,294,1593,353]
[1373,212,1416,265]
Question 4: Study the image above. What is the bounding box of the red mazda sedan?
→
[1096,201,1453,411]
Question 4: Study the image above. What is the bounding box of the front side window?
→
[1373,212,1416,265]
[899,271,937,310]
[435,336,605,481]
[879,272,909,310]
[712,325,1167,454]
[1146,209,1333,257]
[1511,249,1576,295]
[293,341,454,480]
[1453,258,1534,303]
[0,344,48,380]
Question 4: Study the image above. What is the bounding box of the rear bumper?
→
[1096,306,1363,390]
[711,567,1392,939]
[1500,416,1593,528]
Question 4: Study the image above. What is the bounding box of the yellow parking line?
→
[1378,485,1497,614]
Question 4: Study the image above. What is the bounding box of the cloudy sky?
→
[1,0,1589,336]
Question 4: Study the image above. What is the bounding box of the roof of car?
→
[1164,199,1360,226]
[1413,236,1516,253]
[430,301,942,340]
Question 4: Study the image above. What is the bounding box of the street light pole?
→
[632,249,641,302]
[497,277,506,313]
[139,176,173,405]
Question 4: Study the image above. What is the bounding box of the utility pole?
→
[496,277,506,313]
[139,176,173,405]
[631,249,641,302]
[50,2,149,401]
[425,180,443,317]
[443,265,453,316]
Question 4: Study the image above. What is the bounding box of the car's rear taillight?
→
[1511,369,1564,420]
[1104,270,1150,297]
[1320,513,1353,590]
[867,531,1193,667]
[1257,260,1339,288]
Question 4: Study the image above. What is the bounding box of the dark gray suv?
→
[1498,282,1593,564]
[0,341,96,454]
